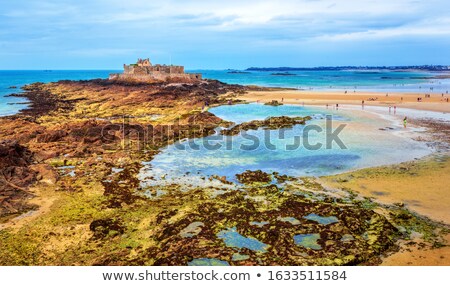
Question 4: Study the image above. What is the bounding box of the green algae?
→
[1,167,446,266]
[232,253,250,261]
[188,258,230,266]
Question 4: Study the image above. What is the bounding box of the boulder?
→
[36,130,68,143]
[30,164,58,185]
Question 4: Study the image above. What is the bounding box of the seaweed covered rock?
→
[221,116,311,136]
[139,185,400,266]
[264,100,283,106]
[187,111,226,126]
[236,170,272,184]
[0,140,37,217]
[90,218,125,239]
[36,129,68,143]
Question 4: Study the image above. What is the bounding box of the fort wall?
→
[109,72,202,82]
[110,58,202,83]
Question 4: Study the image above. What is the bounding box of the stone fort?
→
[109,58,202,82]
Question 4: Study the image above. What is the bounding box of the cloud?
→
[0,0,449,68]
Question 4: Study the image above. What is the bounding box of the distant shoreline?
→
[236,89,450,113]
[246,65,450,72]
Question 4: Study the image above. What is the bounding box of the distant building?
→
[109,58,202,82]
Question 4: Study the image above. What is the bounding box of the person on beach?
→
[389,106,391,113]
[403,117,407,128]
[394,105,397,114]
[281,97,284,102]
[202,101,209,112]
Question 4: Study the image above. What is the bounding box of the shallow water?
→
[187,258,230,266]
[304,214,339,225]
[139,103,432,187]
[249,221,269,227]
[293,233,322,250]
[0,70,117,116]
[278,217,301,225]
[217,227,268,252]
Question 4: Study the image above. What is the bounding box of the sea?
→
[1,69,450,116]
[0,70,118,116]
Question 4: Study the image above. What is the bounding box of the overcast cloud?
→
[0,0,449,69]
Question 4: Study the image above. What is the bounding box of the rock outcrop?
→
[221,115,311,136]
[0,140,37,217]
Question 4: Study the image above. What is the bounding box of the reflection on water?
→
[304,214,339,225]
[139,103,432,188]
[217,227,269,253]
[293,233,322,250]
[278,217,301,225]
[249,221,269,227]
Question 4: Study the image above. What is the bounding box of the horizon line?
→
[1,64,450,72]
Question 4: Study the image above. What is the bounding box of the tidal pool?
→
[139,103,432,187]
[293,233,322,250]
[304,214,339,225]
[217,227,269,253]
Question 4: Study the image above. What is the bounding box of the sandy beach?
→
[239,90,450,113]
[236,89,450,222]
[232,89,450,266]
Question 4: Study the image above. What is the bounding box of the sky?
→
[0,0,449,69]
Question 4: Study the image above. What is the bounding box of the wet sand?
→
[381,234,450,266]
[235,89,450,266]
[321,155,450,224]
[237,89,450,223]
[238,90,450,113]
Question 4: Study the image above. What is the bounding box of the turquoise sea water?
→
[1,69,449,116]
[0,70,117,116]
[138,103,432,186]
[194,69,450,92]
